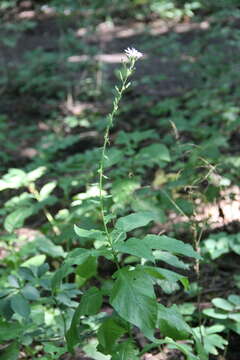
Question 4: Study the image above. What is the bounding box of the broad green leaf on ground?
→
[83,339,110,360]
[115,211,159,232]
[104,148,124,168]
[22,255,46,268]
[76,256,97,280]
[115,130,157,146]
[0,289,13,298]
[66,247,90,264]
[157,304,191,340]
[230,235,240,255]
[212,298,234,311]
[8,275,19,288]
[10,293,30,317]
[97,316,127,354]
[26,166,46,182]
[137,144,170,163]
[111,178,140,205]
[4,207,35,232]
[193,326,228,356]
[74,225,105,241]
[0,342,19,360]
[153,250,189,269]
[228,322,240,335]
[229,313,240,322]
[43,343,67,358]
[21,284,40,301]
[112,341,140,360]
[0,169,27,191]
[203,308,228,320]
[4,192,33,210]
[0,296,14,320]
[110,267,157,339]
[207,324,226,334]
[0,321,23,341]
[228,294,240,306]
[39,181,57,201]
[203,334,228,355]
[66,287,102,352]
[66,248,112,266]
[131,197,166,223]
[78,287,103,316]
[143,235,200,259]
[157,280,180,294]
[114,237,154,261]
[203,234,229,260]
[36,237,65,258]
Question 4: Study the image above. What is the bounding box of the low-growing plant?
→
[203,294,240,336]
[202,232,240,260]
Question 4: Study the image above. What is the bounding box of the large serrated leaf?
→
[110,267,157,339]
[143,234,200,259]
[143,265,188,289]
[66,287,102,353]
[76,256,97,280]
[115,211,158,232]
[10,293,30,317]
[78,287,103,316]
[97,317,127,354]
[21,284,40,301]
[157,304,191,340]
[67,248,111,266]
[114,237,154,261]
[153,250,189,269]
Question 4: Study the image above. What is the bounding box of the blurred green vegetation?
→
[0,0,240,359]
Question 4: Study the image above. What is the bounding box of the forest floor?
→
[1,2,240,360]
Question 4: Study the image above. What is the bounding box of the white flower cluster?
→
[124,47,143,60]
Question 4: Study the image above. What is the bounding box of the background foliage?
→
[0,0,240,359]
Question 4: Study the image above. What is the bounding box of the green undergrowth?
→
[0,1,240,359]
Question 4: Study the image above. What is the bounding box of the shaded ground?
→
[1,3,240,360]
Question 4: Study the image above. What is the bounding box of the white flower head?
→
[124,47,143,60]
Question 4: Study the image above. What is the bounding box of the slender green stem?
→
[98,57,138,267]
